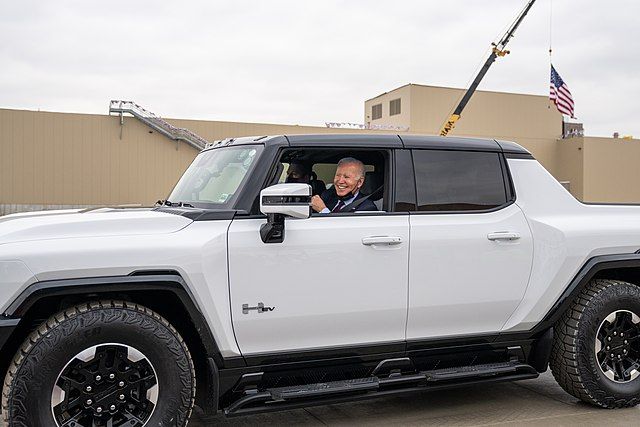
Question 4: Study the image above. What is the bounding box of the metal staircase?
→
[109,100,209,150]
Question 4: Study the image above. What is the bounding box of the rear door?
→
[406,149,533,340]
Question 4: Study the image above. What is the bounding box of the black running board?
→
[224,361,538,416]
[270,377,381,400]
[425,361,524,382]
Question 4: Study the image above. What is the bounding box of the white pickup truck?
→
[1,134,639,426]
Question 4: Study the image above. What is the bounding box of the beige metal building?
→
[365,84,561,170]
[1,84,638,215]
[0,108,382,215]
[366,84,639,202]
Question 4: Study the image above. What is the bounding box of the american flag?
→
[550,65,575,118]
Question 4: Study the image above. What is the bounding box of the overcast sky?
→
[1,0,638,137]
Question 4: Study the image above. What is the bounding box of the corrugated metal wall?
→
[0,108,386,214]
[6,101,637,215]
[0,109,199,212]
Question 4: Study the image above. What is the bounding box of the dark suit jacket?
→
[320,188,378,212]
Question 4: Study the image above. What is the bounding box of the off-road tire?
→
[550,279,640,408]
[2,300,196,426]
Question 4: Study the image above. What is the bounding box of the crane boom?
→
[439,0,537,136]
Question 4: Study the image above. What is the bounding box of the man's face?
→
[285,164,309,183]
[333,163,364,197]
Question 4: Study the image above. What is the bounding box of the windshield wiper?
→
[156,200,195,208]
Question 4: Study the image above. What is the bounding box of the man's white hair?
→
[337,157,365,179]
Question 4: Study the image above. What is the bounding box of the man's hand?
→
[311,195,327,213]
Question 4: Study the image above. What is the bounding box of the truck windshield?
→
[168,145,263,208]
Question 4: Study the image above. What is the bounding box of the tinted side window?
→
[413,150,507,212]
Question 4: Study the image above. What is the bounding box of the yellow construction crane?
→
[440,0,538,136]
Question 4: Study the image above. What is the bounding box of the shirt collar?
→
[342,191,359,205]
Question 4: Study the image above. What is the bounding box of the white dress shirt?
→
[320,191,359,214]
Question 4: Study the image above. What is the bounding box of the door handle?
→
[362,236,403,246]
[487,232,520,241]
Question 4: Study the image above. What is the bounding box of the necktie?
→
[332,200,345,212]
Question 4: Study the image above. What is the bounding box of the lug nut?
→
[86,399,92,405]
[608,337,612,341]
[86,386,92,392]
[95,375,102,381]
[607,346,611,350]
[96,406,102,413]
[109,373,115,380]
[625,340,629,344]
[624,349,628,354]
[118,381,125,387]
[614,331,618,336]
[621,332,624,337]
[110,404,116,411]
[618,355,622,359]
[119,394,125,400]
[611,353,615,358]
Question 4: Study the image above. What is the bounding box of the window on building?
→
[412,150,508,212]
[372,103,382,120]
[390,98,401,116]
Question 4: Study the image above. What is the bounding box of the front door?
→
[228,214,409,355]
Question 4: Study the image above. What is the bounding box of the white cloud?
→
[1,0,638,137]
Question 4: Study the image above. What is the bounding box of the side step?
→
[270,377,379,400]
[225,361,537,416]
[425,361,520,382]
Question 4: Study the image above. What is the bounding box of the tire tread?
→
[2,300,196,426]
[550,279,640,408]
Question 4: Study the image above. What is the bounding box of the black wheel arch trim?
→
[2,271,242,369]
[0,317,20,352]
[530,253,640,335]
[6,254,640,414]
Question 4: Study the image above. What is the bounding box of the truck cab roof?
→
[204,134,531,156]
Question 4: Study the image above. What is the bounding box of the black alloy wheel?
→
[594,310,640,383]
[51,343,158,426]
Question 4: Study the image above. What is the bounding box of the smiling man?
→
[310,157,378,213]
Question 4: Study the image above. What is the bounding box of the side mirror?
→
[259,183,311,243]
[260,183,312,219]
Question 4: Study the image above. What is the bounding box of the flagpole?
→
[549,0,553,60]
[548,0,553,109]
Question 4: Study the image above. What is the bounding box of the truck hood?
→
[0,208,193,245]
